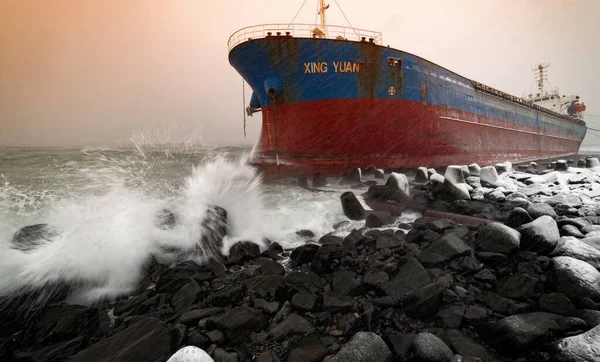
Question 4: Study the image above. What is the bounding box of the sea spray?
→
[0,153,268,305]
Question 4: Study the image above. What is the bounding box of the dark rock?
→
[291,291,316,312]
[560,225,585,238]
[313,173,328,188]
[550,237,600,269]
[506,207,534,228]
[290,243,320,267]
[415,167,429,182]
[404,332,455,362]
[569,309,600,327]
[546,194,583,208]
[386,172,410,194]
[363,271,389,288]
[319,235,343,245]
[169,323,187,348]
[286,334,329,362]
[172,279,201,312]
[481,312,587,352]
[526,202,557,219]
[557,218,592,229]
[437,305,465,328]
[341,168,362,184]
[323,291,354,312]
[548,256,600,301]
[332,267,361,295]
[186,331,211,349]
[207,283,246,307]
[365,212,392,228]
[550,324,600,361]
[476,252,508,264]
[418,233,471,265]
[227,241,261,265]
[476,222,520,254]
[254,298,280,315]
[11,223,59,251]
[296,229,315,238]
[23,304,99,345]
[200,205,228,258]
[474,268,497,282]
[213,348,238,362]
[539,293,576,314]
[382,257,431,300]
[404,281,446,320]
[336,312,361,336]
[285,271,326,294]
[495,274,543,300]
[244,275,285,298]
[442,329,496,362]
[210,307,269,344]
[477,290,531,315]
[328,331,392,362]
[268,313,314,341]
[206,329,225,344]
[375,169,385,179]
[340,191,366,220]
[366,185,410,203]
[256,260,285,276]
[13,336,86,362]
[518,215,560,253]
[179,307,223,326]
[464,306,488,325]
[70,317,170,362]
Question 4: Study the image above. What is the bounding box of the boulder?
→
[586,157,600,168]
[481,312,587,352]
[415,167,429,182]
[70,317,170,362]
[517,215,560,253]
[560,225,585,238]
[286,335,330,362]
[167,346,214,362]
[539,293,576,314]
[209,307,269,344]
[551,324,600,362]
[480,166,517,190]
[469,163,481,177]
[382,258,431,300]
[268,313,314,341]
[340,168,362,184]
[505,207,533,228]
[328,332,392,362]
[11,223,59,251]
[340,192,366,220]
[436,165,471,200]
[526,202,557,219]
[476,222,520,254]
[548,256,600,301]
[313,173,328,187]
[386,172,410,195]
[387,332,454,362]
[550,237,600,269]
[404,281,447,320]
[418,233,472,264]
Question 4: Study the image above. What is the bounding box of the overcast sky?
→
[0,0,599,148]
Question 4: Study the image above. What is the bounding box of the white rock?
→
[167,346,214,362]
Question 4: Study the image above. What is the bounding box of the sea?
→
[0,136,418,304]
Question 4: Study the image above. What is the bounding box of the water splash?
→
[0,133,267,305]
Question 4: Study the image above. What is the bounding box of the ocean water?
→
[0,137,417,304]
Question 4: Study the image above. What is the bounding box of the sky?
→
[0,0,599,148]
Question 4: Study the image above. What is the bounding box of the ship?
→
[227,1,587,179]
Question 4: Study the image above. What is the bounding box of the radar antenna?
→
[532,63,550,94]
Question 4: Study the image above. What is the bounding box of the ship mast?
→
[314,0,329,38]
[533,63,550,95]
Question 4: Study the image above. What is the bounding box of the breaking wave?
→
[0,139,268,305]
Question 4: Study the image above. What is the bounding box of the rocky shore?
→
[2,156,600,361]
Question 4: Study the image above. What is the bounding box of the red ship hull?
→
[249,98,583,179]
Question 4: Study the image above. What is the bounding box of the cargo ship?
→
[227,1,587,179]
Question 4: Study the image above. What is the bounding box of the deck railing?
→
[227,23,383,52]
[471,80,586,125]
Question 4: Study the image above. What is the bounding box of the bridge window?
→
[388,57,401,67]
